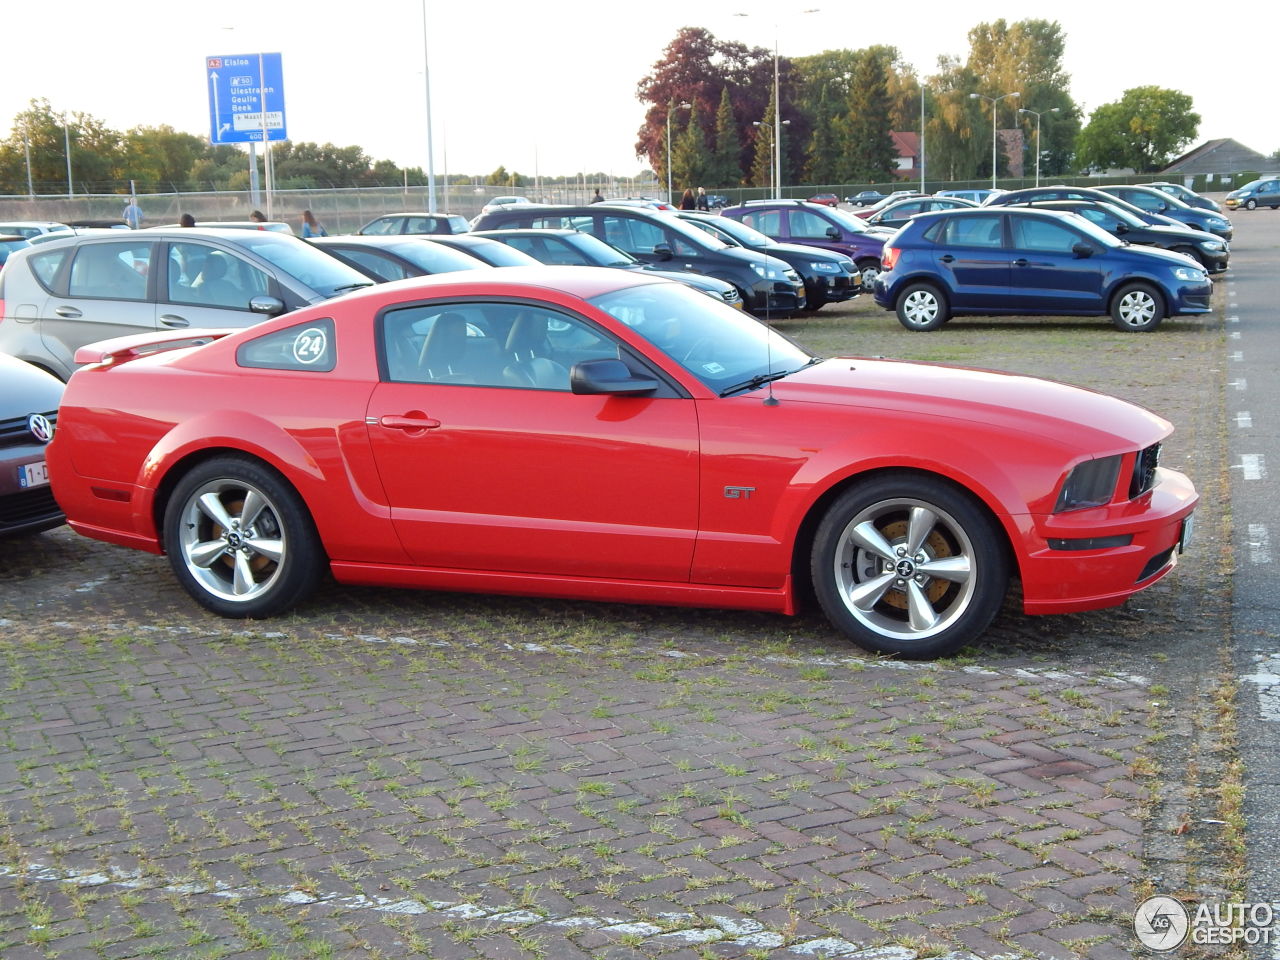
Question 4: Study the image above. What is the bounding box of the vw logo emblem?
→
[28,414,53,444]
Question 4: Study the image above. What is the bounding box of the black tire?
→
[810,473,1009,659]
[1109,282,1165,333]
[163,456,325,618]
[1245,198,1257,211]
[894,282,949,331]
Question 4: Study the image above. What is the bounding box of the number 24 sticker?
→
[291,327,328,365]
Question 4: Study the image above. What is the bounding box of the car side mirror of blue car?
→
[1072,243,1095,259]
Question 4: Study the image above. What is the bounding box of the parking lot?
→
[0,212,1251,959]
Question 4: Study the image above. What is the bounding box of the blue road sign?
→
[206,52,287,145]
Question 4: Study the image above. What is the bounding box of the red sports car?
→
[49,267,1197,659]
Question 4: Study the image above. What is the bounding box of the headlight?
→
[1173,267,1206,282]
[810,261,840,274]
[1199,240,1225,251]
[1207,218,1227,229]
[1055,456,1121,512]
[751,263,783,280]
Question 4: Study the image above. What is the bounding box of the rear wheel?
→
[164,456,325,618]
[811,474,1009,659]
[895,282,949,331]
[1110,282,1165,332]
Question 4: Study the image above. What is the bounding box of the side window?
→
[1261,181,1279,195]
[27,248,71,292]
[940,215,1005,248]
[362,217,399,235]
[1126,192,1161,212]
[1010,217,1082,253]
[536,237,592,265]
[529,216,570,229]
[167,243,271,309]
[1075,208,1117,230]
[68,243,150,301]
[668,232,700,257]
[788,210,834,239]
[603,216,664,255]
[237,317,336,372]
[381,302,617,391]
[741,210,781,235]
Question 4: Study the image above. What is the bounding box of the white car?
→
[0,221,74,240]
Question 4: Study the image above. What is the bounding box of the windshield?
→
[822,206,874,233]
[692,215,775,249]
[1065,215,1122,248]
[590,282,811,393]
[1097,202,1145,229]
[391,240,490,273]
[239,234,372,298]
[565,233,640,267]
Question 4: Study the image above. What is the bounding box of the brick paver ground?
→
[0,290,1235,959]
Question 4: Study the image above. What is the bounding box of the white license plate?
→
[1178,513,1194,553]
[19,460,49,489]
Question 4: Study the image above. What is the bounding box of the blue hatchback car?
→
[873,207,1213,332]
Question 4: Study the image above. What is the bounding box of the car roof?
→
[316,264,665,307]
[472,228,581,238]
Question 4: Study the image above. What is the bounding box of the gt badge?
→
[724,486,756,499]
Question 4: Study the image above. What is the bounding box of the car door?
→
[158,240,280,330]
[39,239,157,372]
[785,208,844,255]
[1006,215,1105,312]
[364,299,700,581]
[1259,180,1280,208]
[930,213,1013,309]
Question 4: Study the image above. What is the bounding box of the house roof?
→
[891,131,919,158]
[1162,138,1280,175]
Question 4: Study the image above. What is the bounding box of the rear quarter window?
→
[27,248,72,293]
[237,317,336,372]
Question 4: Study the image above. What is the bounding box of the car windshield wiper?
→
[333,281,376,292]
[719,358,822,398]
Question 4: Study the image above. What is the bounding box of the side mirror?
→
[1071,242,1094,259]
[249,296,287,316]
[1115,223,1129,235]
[652,242,674,261]
[570,358,659,396]
[825,226,841,240]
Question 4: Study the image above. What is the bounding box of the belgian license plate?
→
[1178,513,1195,553]
[19,460,49,489]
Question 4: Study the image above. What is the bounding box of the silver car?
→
[0,228,372,380]
[0,353,64,536]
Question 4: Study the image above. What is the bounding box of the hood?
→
[755,241,850,263]
[1143,224,1220,244]
[770,357,1169,452]
[0,353,64,411]
[1116,241,1212,269]
[720,246,796,275]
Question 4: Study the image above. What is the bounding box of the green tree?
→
[707,87,742,188]
[750,91,777,190]
[842,48,898,181]
[121,125,206,191]
[672,101,711,191]
[1076,86,1199,173]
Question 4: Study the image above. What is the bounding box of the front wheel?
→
[1110,282,1165,332]
[857,259,882,289]
[811,474,1009,659]
[895,282,949,331]
[164,456,325,618]
[1245,198,1257,211]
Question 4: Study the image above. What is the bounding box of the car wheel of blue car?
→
[1245,199,1257,211]
[895,282,949,331]
[1110,283,1165,333]
[811,473,1009,659]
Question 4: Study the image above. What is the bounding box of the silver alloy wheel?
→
[1116,288,1157,328]
[175,477,288,603]
[831,497,977,642]
[900,288,939,325]
[860,263,881,287]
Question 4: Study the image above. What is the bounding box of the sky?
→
[3,0,1275,180]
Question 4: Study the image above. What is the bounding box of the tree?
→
[671,101,711,191]
[750,91,777,189]
[121,125,206,191]
[707,87,742,188]
[1077,87,1199,173]
[842,48,899,181]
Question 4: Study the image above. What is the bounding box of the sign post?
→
[206,53,287,216]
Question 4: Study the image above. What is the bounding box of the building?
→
[1162,138,1280,184]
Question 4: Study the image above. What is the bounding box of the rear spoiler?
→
[74,329,237,368]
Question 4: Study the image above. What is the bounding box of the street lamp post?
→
[63,122,73,199]
[969,91,1019,189]
[752,119,791,197]
[666,100,691,205]
[1018,107,1060,187]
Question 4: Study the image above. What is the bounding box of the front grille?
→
[1129,442,1161,499]
[0,409,58,449]
[0,487,62,532]
[721,289,740,304]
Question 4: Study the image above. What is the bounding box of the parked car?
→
[0,228,372,380]
[1148,182,1221,213]
[937,189,1004,204]
[0,221,74,240]
[150,220,294,234]
[806,193,840,207]
[1092,185,1232,240]
[357,212,471,236]
[472,228,743,309]
[0,353,64,537]
[853,192,924,218]
[416,233,543,268]
[308,236,494,282]
[480,195,535,215]
[672,210,859,311]
[1006,199,1229,273]
[845,190,886,206]
[704,194,730,209]
[864,196,977,231]
[49,268,1197,659]
[987,186,1186,230]
[601,197,676,211]
[1224,177,1280,211]
[470,203,805,316]
[719,199,888,286]
[872,206,1213,333]
[0,235,31,267]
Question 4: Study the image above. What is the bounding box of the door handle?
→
[939,255,955,263]
[1012,258,1028,267]
[378,415,442,431]
[54,305,83,318]
[159,315,191,328]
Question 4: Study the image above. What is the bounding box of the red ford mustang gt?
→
[48,267,1197,659]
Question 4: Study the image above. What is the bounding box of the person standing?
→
[249,210,267,223]
[122,197,143,229]
[301,210,327,238]
[679,188,696,210]
[695,187,710,212]
[591,189,604,204]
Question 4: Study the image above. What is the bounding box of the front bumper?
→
[748,278,806,316]
[1016,466,1197,614]
[806,272,861,306]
